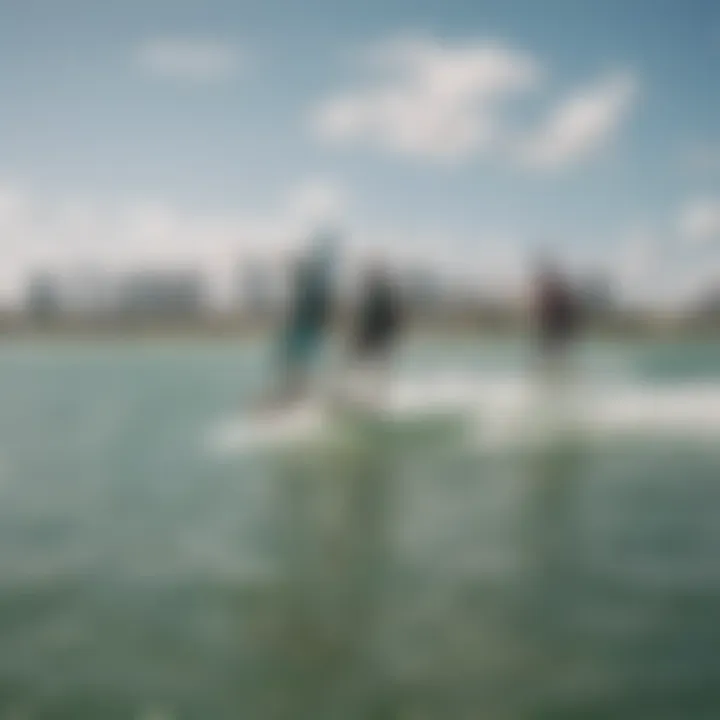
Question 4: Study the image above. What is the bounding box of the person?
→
[272,237,335,405]
[348,262,403,404]
[533,259,580,372]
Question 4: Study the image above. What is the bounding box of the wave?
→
[205,371,720,455]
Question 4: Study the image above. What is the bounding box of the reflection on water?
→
[262,424,391,720]
[264,420,394,719]
[249,419,720,719]
[518,439,592,716]
[2,343,720,718]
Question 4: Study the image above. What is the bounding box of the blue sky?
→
[1,0,719,304]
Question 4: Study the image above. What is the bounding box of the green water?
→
[1,338,719,719]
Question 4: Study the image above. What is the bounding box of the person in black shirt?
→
[354,264,402,359]
[348,263,403,404]
[533,260,580,367]
[267,237,335,407]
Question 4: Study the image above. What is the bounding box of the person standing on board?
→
[533,259,581,371]
[272,234,336,405]
[349,261,404,404]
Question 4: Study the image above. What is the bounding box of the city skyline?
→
[1,0,719,308]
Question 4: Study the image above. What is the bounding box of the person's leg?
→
[269,327,312,407]
[343,348,377,408]
[356,344,392,409]
[370,349,392,406]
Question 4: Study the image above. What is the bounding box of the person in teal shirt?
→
[275,235,336,403]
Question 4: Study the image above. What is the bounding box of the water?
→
[1,338,719,719]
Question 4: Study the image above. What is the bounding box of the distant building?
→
[62,266,112,316]
[114,269,206,319]
[24,271,63,322]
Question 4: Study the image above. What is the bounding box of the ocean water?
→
[1,337,719,719]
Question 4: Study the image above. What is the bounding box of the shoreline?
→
[1,323,720,346]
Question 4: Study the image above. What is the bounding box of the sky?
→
[1,0,719,306]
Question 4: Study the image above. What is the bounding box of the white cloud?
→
[0,177,538,308]
[286,177,348,232]
[609,200,720,307]
[136,38,242,82]
[313,35,540,161]
[678,198,720,245]
[0,178,347,306]
[519,73,637,171]
[610,229,707,310]
[313,36,639,171]
[609,226,663,304]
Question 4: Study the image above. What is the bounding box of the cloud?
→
[0,178,347,306]
[613,226,661,290]
[286,177,348,231]
[0,177,536,308]
[312,35,639,171]
[609,197,720,307]
[607,226,708,308]
[312,35,540,161]
[136,38,242,82]
[518,73,637,171]
[678,198,720,245]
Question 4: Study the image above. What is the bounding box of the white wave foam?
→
[205,373,720,456]
[207,403,329,454]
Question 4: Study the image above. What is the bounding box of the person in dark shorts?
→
[271,239,335,405]
[533,260,580,363]
[348,263,403,403]
[354,263,402,357]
